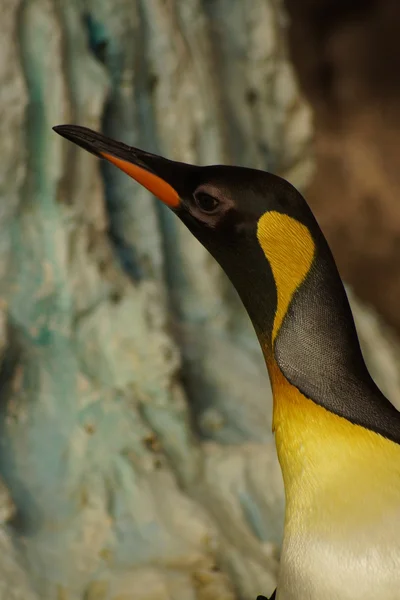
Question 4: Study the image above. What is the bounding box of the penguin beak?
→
[53,124,182,209]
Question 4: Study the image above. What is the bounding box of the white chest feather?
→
[277,518,400,600]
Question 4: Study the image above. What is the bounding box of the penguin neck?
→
[253,209,400,443]
[255,211,376,408]
[255,210,369,391]
[240,209,400,538]
[250,211,400,525]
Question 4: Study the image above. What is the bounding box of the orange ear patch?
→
[101,152,180,208]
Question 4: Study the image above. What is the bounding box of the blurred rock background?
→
[285,0,400,334]
[0,1,398,599]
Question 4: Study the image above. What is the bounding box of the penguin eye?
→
[194,191,220,214]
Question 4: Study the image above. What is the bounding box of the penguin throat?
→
[256,210,373,423]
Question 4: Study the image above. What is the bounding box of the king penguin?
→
[53,124,400,600]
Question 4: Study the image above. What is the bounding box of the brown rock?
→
[284,0,400,333]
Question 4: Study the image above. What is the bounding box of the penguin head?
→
[53,125,318,350]
[53,125,400,443]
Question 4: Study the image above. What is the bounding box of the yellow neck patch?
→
[256,211,315,342]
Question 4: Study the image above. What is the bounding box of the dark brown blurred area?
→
[284,0,400,334]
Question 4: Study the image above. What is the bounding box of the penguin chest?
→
[277,523,400,600]
[273,388,400,600]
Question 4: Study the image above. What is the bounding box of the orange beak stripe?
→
[101,152,180,208]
